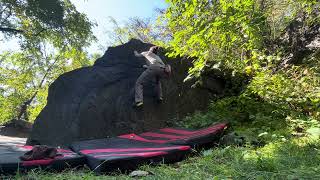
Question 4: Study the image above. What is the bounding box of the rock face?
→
[275,11,320,66]
[1,119,32,138]
[27,39,225,146]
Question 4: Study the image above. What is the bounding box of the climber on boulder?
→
[133,46,172,107]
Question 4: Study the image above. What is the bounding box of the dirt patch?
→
[0,126,30,138]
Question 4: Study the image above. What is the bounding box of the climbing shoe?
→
[134,102,143,107]
[157,98,163,104]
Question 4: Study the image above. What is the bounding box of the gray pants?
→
[135,65,168,103]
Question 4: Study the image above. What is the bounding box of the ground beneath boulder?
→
[0,134,26,147]
[0,125,29,139]
[0,125,27,147]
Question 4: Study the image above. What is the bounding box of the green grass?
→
[135,139,320,179]
[3,137,319,180]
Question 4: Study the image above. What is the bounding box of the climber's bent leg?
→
[155,77,163,102]
[134,69,151,106]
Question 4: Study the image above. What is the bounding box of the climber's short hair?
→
[149,46,160,54]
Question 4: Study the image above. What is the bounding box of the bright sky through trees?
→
[0,0,167,53]
[70,0,167,53]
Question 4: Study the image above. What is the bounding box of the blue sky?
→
[71,0,167,23]
[0,0,167,53]
[70,0,168,53]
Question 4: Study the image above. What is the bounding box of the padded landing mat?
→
[119,123,228,147]
[0,145,84,174]
[70,138,190,173]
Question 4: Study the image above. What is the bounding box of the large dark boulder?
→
[27,39,225,146]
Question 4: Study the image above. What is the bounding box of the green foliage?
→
[0,0,95,124]
[104,16,171,47]
[182,95,290,143]
[0,0,96,49]
[249,69,320,118]
[0,0,64,37]
[182,50,320,141]
[0,48,93,124]
[164,0,319,78]
[165,0,269,77]
[165,0,320,144]
[182,60,320,142]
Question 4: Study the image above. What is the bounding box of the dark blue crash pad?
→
[70,138,191,173]
[0,145,84,174]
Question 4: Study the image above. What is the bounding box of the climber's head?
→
[149,46,160,55]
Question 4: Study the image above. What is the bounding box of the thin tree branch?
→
[34,28,46,37]
[0,26,24,34]
[17,46,67,121]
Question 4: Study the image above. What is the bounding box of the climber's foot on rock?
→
[133,101,143,108]
[157,97,163,104]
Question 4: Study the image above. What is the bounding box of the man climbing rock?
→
[133,46,171,107]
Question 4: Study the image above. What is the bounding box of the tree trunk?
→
[16,53,62,122]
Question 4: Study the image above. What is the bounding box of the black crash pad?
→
[0,145,84,174]
[70,138,191,173]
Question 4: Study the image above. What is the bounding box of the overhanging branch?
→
[0,26,24,34]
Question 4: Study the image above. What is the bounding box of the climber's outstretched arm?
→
[134,50,151,66]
